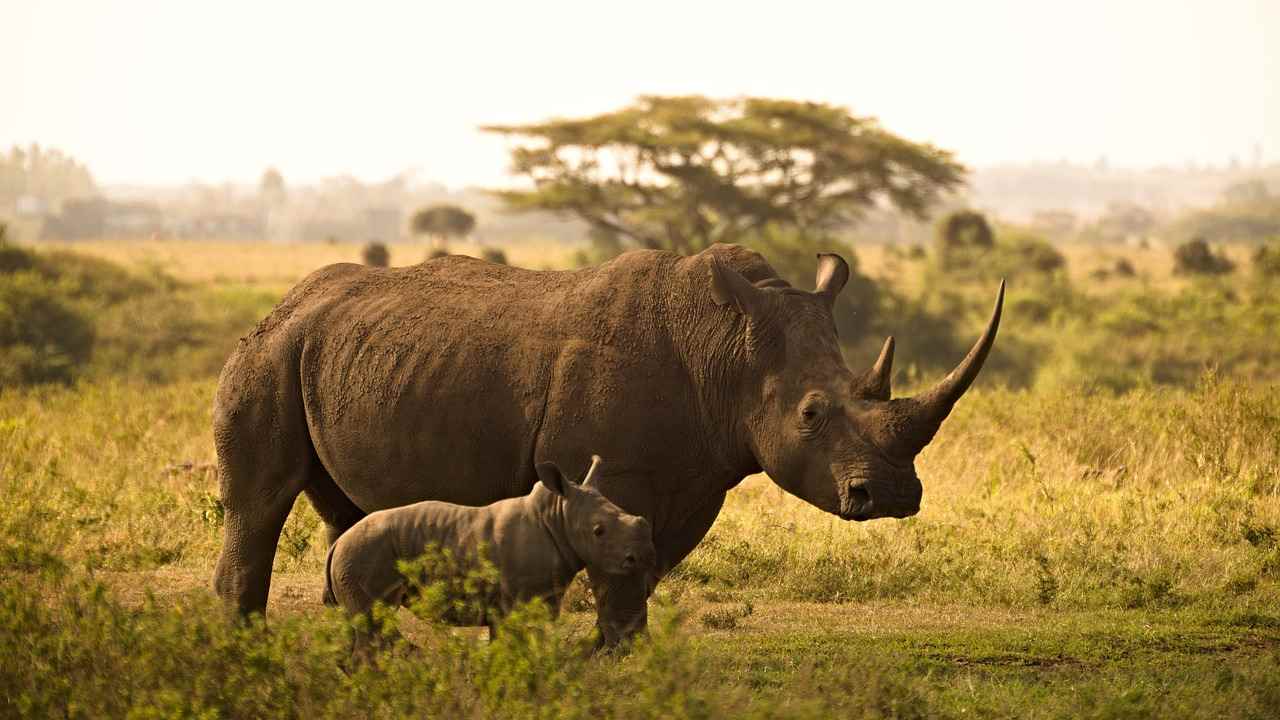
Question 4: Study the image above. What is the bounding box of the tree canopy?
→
[411,204,476,242]
[484,96,965,254]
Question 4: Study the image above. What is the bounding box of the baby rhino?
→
[324,456,655,641]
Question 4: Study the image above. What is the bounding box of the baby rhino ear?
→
[535,461,570,496]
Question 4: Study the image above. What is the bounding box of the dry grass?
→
[36,238,581,288]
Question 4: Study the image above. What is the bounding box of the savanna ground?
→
[3,237,1279,718]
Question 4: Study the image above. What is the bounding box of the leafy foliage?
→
[0,270,95,385]
[486,95,965,254]
[0,241,276,387]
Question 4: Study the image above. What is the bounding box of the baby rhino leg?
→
[328,545,407,660]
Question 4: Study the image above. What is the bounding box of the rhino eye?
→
[799,394,829,434]
[593,524,605,537]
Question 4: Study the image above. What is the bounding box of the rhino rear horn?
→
[895,280,1004,455]
[857,336,895,401]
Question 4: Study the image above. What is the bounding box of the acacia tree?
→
[412,204,476,247]
[483,96,965,255]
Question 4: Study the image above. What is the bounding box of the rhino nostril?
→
[848,484,871,508]
[624,553,636,565]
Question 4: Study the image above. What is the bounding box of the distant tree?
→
[362,241,390,267]
[0,144,96,206]
[1173,238,1234,275]
[426,247,451,261]
[259,167,287,205]
[483,95,964,255]
[412,205,476,247]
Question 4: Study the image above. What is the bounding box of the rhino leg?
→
[584,493,728,648]
[211,348,326,617]
[654,492,727,579]
[213,492,298,616]
[303,468,366,548]
[587,570,650,649]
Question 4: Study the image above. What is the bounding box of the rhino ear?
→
[814,253,849,307]
[709,256,767,316]
[535,461,569,496]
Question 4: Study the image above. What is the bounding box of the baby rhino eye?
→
[593,523,605,537]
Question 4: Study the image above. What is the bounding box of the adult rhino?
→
[212,243,1002,643]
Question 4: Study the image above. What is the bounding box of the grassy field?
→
[3,238,1279,717]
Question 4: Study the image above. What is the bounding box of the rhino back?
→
[279,252,701,512]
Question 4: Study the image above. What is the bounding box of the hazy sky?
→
[3,0,1276,188]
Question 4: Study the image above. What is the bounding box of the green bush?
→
[0,549,868,720]
[1173,237,1235,275]
[0,270,95,386]
[0,241,276,387]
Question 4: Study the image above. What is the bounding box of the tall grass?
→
[672,374,1279,610]
[4,239,1280,716]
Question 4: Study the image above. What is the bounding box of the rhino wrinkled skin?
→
[323,456,655,638]
[212,243,1002,643]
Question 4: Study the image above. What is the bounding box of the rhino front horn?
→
[898,280,1004,454]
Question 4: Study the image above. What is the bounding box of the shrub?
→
[480,247,508,265]
[426,246,451,261]
[934,210,996,272]
[362,241,390,267]
[938,210,995,250]
[1004,232,1066,274]
[0,271,95,385]
[0,242,274,386]
[0,548,778,719]
[1252,237,1280,278]
[1173,237,1235,275]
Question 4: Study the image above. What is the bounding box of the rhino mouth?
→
[837,472,921,521]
